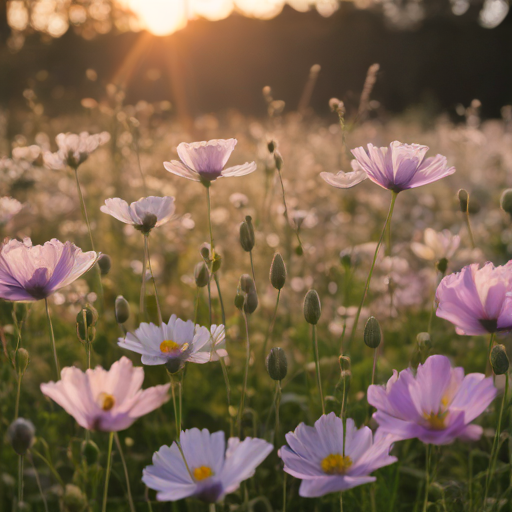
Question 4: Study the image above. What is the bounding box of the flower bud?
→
[76,306,97,329]
[274,150,283,171]
[200,244,211,261]
[15,348,29,376]
[416,332,432,350]
[97,254,111,275]
[491,344,509,375]
[458,189,469,213]
[340,251,351,269]
[295,245,304,256]
[270,253,287,290]
[165,358,183,374]
[267,140,276,153]
[266,347,288,381]
[8,418,35,455]
[363,317,381,349]
[500,189,512,216]
[234,292,245,310]
[212,253,222,273]
[63,484,87,512]
[239,216,255,252]
[436,258,448,274]
[303,290,321,325]
[136,213,158,234]
[194,262,209,288]
[115,295,130,324]
[81,439,100,465]
[238,274,258,314]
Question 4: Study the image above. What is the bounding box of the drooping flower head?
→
[279,413,397,498]
[411,228,460,263]
[351,141,455,193]
[164,139,257,185]
[0,238,97,302]
[320,160,368,189]
[100,196,175,234]
[436,261,512,335]
[44,131,110,170]
[367,355,496,445]
[118,315,226,373]
[143,428,273,503]
[40,357,170,432]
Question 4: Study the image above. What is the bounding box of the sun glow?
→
[121,0,188,36]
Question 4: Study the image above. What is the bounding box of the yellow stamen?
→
[160,340,180,353]
[424,411,447,430]
[193,466,213,481]
[98,393,115,411]
[321,454,353,475]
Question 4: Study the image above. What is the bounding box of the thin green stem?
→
[29,453,49,512]
[276,168,303,252]
[206,185,214,250]
[274,380,282,445]
[423,444,431,512]
[102,432,115,512]
[114,433,136,512]
[145,486,154,512]
[219,356,233,436]
[45,298,60,379]
[238,310,251,436]
[465,210,475,249]
[283,472,287,512]
[214,274,226,328]
[262,289,281,360]
[140,235,148,322]
[170,373,181,436]
[371,349,377,385]
[193,287,200,324]
[312,324,325,415]
[487,332,496,374]
[347,191,397,349]
[250,250,257,289]
[145,235,163,324]
[18,454,24,506]
[340,491,343,512]
[209,503,216,512]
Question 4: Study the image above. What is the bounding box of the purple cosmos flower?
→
[164,139,257,184]
[351,141,455,193]
[100,196,175,234]
[279,413,397,498]
[320,160,368,189]
[368,355,496,445]
[143,428,273,502]
[436,261,512,335]
[0,238,97,302]
[40,357,170,432]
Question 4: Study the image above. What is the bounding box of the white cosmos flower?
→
[44,131,110,170]
[320,160,368,189]
[411,228,460,262]
[0,197,23,225]
[100,196,175,234]
[118,315,226,372]
[164,139,257,184]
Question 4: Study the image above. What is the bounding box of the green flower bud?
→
[501,189,512,216]
[81,439,100,465]
[274,150,283,171]
[135,213,158,234]
[363,317,381,349]
[194,262,209,288]
[303,290,321,325]
[165,358,183,374]
[266,347,288,381]
[77,306,98,342]
[234,292,245,310]
[8,418,35,455]
[416,332,432,350]
[97,254,111,275]
[239,216,255,252]
[491,344,509,375]
[295,245,304,256]
[212,253,222,273]
[267,140,276,153]
[63,484,87,512]
[200,244,211,261]
[458,189,469,213]
[15,348,29,376]
[436,258,448,274]
[238,274,258,314]
[270,253,287,290]
[340,251,352,269]
[115,296,130,324]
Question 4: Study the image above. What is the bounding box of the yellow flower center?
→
[321,454,353,475]
[160,340,180,353]
[193,466,213,481]
[424,411,447,430]
[98,393,116,411]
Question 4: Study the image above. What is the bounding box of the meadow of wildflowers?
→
[2,82,512,512]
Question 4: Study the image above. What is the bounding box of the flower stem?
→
[423,444,431,512]
[14,372,22,419]
[44,298,60,379]
[28,453,49,512]
[114,433,136,512]
[102,432,114,512]
[169,373,182,435]
[276,168,303,253]
[487,332,496,375]
[145,235,163,325]
[250,250,257,289]
[209,504,216,512]
[465,209,476,249]
[238,310,251,436]
[193,287,200,324]
[347,191,397,349]
[262,289,281,361]
[140,235,148,322]
[283,473,287,512]
[312,324,325,415]
[18,454,24,506]
[274,380,282,445]
[214,274,226,328]
[371,349,377,385]
[206,185,215,251]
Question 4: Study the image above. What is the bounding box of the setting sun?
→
[121,0,188,36]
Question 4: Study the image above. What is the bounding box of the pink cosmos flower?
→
[164,139,257,184]
[40,357,170,432]
[0,238,97,302]
[320,160,368,189]
[279,413,397,498]
[436,261,512,335]
[351,141,455,193]
[368,355,496,445]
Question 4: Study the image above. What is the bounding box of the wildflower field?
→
[2,49,512,512]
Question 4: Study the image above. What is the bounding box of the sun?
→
[122,0,188,36]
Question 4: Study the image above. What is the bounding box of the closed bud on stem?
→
[363,317,381,349]
[135,213,158,234]
[81,439,100,465]
[266,347,288,381]
[234,292,245,310]
[77,306,98,342]
[458,189,469,213]
[416,332,432,350]
[340,251,352,269]
[63,484,87,512]
[267,140,276,153]
[194,262,209,288]
[436,258,448,274]
[200,244,211,262]
[304,290,321,325]
[115,295,130,324]
[500,189,512,216]
[8,418,35,455]
[212,253,222,273]
[238,274,258,314]
[270,253,287,290]
[491,344,509,375]
[15,348,29,376]
[97,254,111,275]
[165,359,183,374]
[239,216,255,252]
[274,150,283,171]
